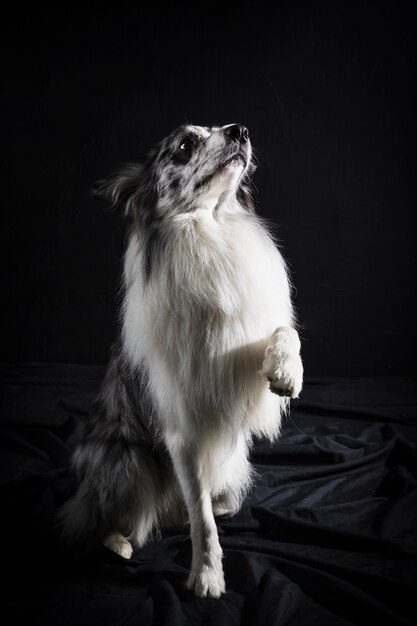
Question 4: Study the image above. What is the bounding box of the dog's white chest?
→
[173,211,291,329]
[122,211,292,372]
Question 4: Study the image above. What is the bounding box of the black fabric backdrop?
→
[1,365,416,625]
[1,0,417,375]
[2,2,417,625]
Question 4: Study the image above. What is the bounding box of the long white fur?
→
[61,124,303,599]
[115,126,303,597]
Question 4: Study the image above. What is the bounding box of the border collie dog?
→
[61,123,303,598]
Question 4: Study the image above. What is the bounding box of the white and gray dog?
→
[61,123,303,598]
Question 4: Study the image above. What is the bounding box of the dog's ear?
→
[92,163,144,215]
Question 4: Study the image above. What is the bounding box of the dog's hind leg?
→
[61,438,163,556]
[212,490,240,518]
[104,532,133,559]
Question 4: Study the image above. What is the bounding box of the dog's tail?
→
[58,482,100,542]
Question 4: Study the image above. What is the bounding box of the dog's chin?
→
[223,153,247,171]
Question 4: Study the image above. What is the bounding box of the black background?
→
[2,0,416,376]
[2,4,417,624]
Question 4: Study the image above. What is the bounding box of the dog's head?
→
[95,124,256,277]
[95,123,255,217]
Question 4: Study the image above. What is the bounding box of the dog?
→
[60,123,303,598]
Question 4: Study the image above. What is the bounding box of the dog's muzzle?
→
[223,124,250,167]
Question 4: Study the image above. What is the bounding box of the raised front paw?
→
[261,326,303,398]
[186,563,226,598]
[264,355,303,398]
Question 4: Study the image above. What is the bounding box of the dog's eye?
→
[179,138,193,151]
[173,137,195,165]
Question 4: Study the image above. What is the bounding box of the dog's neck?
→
[194,165,244,213]
[196,190,231,213]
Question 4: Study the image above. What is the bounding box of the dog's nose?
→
[224,124,249,144]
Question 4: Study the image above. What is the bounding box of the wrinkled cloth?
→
[0,364,416,625]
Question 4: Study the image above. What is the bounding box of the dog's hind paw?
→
[104,532,133,559]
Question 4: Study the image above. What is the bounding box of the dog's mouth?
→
[223,150,247,168]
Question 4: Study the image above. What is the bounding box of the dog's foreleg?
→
[261,326,303,398]
[169,443,225,598]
